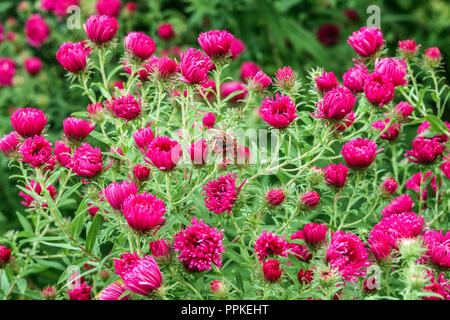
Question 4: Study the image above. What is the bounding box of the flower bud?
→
[308,166,324,186]
[0,245,12,268]
[149,239,173,265]
[298,191,320,210]
[424,47,442,69]
[42,286,57,300]
[380,177,398,198]
[399,238,424,262]
[398,40,421,60]
[262,259,282,282]
[265,189,285,207]
[210,280,228,298]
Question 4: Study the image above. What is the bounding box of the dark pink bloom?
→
[103,180,138,210]
[99,281,130,300]
[316,24,340,46]
[63,117,95,141]
[174,217,225,272]
[132,164,150,182]
[347,27,383,57]
[53,0,79,17]
[266,189,285,206]
[405,171,437,202]
[202,112,216,129]
[240,61,261,81]
[157,23,175,40]
[40,0,56,11]
[404,136,444,164]
[54,140,72,167]
[300,191,320,209]
[230,37,245,59]
[125,2,137,13]
[69,143,103,178]
[189,139,208,166]
[124,32,155,60]
[288,231,312,262]
[423,273,450,300]
[122,255,163,296]
[113,252,140,277]
[11,107,47,138]
[247,70,272,92]
[302,223,328,246]
[326,231,370,282]
[263,259,282,282]
[87,102,104,122]
[424,47,442,68]
[343,62,370,94]
[364,72,395,107]
[375,57,407,87]
[84,14,119,45]
[0,246,11,268]
[254,231,288,262]
[0,131,20,157]
[298,269,313,285]
[380,177,398,197]
[149,239,172,263]
[25,14,49,47]
[259,93,298,128]
[392,101,414,121]
[19,179,57,207]
[143,136,182,171]
[441,155,450,179]
[315,71,339,95]
[341,138,380,169]
[210,280,226,295]
[315,86,356,120]
[179,48,213,84]
[133,126,154,149]
[220,81,248,102]
[122,192,166,233]
[67,274,92,300]
[24,57,42,75]
[56,42,88,73]
[19,136,53,168]
[398,40,421,58]
[371,119,401,141]
[422,230,450,269]
[275,66,297,90]
[96,0,122,17]
[143,56,180,81]
[198,30,234,58]
[106,95,141,120]
[202,172,245,214]
[0,58,15,87]
[324,163,348,188]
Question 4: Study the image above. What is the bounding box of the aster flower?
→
[347,27,383,57]
[113,252,141,277]
[54,140,72,167]
[364,72,395,107]
[132,164,151,182]
[99,281,130,300]
[63,117,95,142]
[202,112,216,129]
[25,14,49,47]
[422,230,450,269]
[404,136,444,164]
[441,155,450,179]
[149,239,172,264]
[25,57,42,75]
[11,107,47,138]
[262,259,282,282]
[259,93,298,128]
[133,126,154,150]
[189,139,208,166]
[398,40,421,59]
[423,272,450,300]
[157,23,175,40]
[56,42,88,73]
[122,192,166,233]
[299,191,320,209]
[302,223,328,247]
[315,71,339,95]
[380,177,398,197]
[84,14,119,45]
[275,66,297,90]
[143,136,182,171]
[0,58,15,87]
[106,95,141,121]
[198,30,234,58]
[0,245,12,268]
[143,56,180,81]
[392,101,414,122]
[87,102,104,122]
[343,62,370,94]
[0,131,20,157]
[324,163,348,188]
[240,61,261,81]
[288,231,312,262]
[103,180,138,210]
[381,194,414,217]
[202,173,245,214]
[19,179,57,208]
[174,217,225,272]
[67,274,92,300]
[424,47,442,68]
[122,255,163,296]
[180,48,213,84]
[247,71,272,92]
[254,231,288,262]
[266,189,285,206]
[317,24,340,46]
[19,136,53,168]
[124,32,156,60]
[69,143,103,178]
[220,81,248,103]
[341,138,380,169]
[96,0,122,17]
[315,86,356,120]
[371,119,401,141]
[230,37,245,59]
[374,57,407,87]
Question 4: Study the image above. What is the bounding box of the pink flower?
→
[254,231,288,262]
[422,230,450,269]
[143,136,182,171]
[179,48,213,84]
[103,180,138,210]
[106,95,141,120]
[0,246,11,268]
[19,136,53,168]
[132,164,151,182]
[202,112,216,129]
[404,136,444,164]
[24,57,42,75]
[371,119,401,141]
[326,231,370,282]
[381,194,414,217]
[247,70,272,92]
[341,138,380,169]
[266,189,285,206]
[157,23,175,40]
[202,173,245,214]
[19,179,57,207]
[347,26,383,57]
[392,101,413,121]
[143,56,180,81]
[25,14,49,47]
[262,259,282,282]
[210,280,226,295]
[441,155,450,179]
[84,14,119,45]
[69,143,103,178]
[398,40,421,59]
[174,217,225,272]
[133,126,154,149]
[122,255,163,295]
[125,2,137,13]
[259,93,298,128]
[406,171,438,202]
[303,223,328,247]
[99,281,130,300]
[96,0,122,17]
[220,81,248,102]
[288,231,312,262]
[42,286,56,300]
[54,140,72,167]
[300,191,320,209]
[189,139,208,166]
[298,269,313,285]
[364,72,395,107]
[53,0,79,17]
[315,71,339,95]
[11,107,47,138]
[316,24,340,46]
[343,62,370,94]
[87,102,104,122]
[374,57,407,87]
[113,252,140,277]
[275,66,297,90]
[124,32,156,60]
[0,58,15,87]
[122,192,166,233]
[230,37,245,59]
[0,131,20,157]
[240,61,261,81]
[324,163,348,188]
[417,121,450,143]
[67,274,92,300]
[63,117,95,142]
[423,273,450,300]
[424,47,442,68]
[56,42,88,73]
[380,177,398,197]
[315,86,356,120]
[149,239,172,263]
[198,30,234,58]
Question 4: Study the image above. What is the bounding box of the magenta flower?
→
[342,62,370,94]
[122,192,166,233]
[0,58,15,87]
[122,255,163,296]
[230,37,245,59]
[404,136,444,164]
[19,179,57,208]
[202,112,216,129]
[96,0,122,17]
[317,24,340,46]
[56,42,88,73]
[174,217,225,272]
[54,140,72,167]
[106,95,141,120]
[67,274,92,300]
[11,107,47,138]
[315,71,339,95]
[0,131,20,157]
[198,30,234,58]
[254,231,288,262]
[247,71,272,92]
[87,102,104,122]
[262,259,282,282]
[63,117,95,142]
[189,139,208,166]
[157,23,175,40]
[99,281,130,300]
[375,57,407,87]
[179,48,213,84]
[265,189,285,206]
[405,171,438,202]
[347,26,383,57]
[422,230,450,269]
[289,231,312,261]
[275,66,297,90]
[132,164,151,182]
[0,246,11,268]
[240,61,261,81]
[69,143,103,178]
[259,93,298,128]
[25,14,49,47]
[380,177,398,197]
[424,47,442,68]
[315,86,356,120]
[398,40,421,59]
[84,14,119,45]
[24,57,42,76]
[302,223,328,247]
[19,136,53,168]
[300,191,320,209]
[124,32,155,60]
[341,138,380,169]
[53,0,80,17]
[133,126,154,149]
[143,56,180,81]
[149,239,172,263]
[103,180,138,210]
[220,81,248,103]
[202,172,245,214]
[113,252,140,277]
[364,72,395,107]
[371,119,401,141]
[392,101,413,122]
[441,155,450,179]
[423,273,450,300]
[143,136,182,171]
[324,163,348,188]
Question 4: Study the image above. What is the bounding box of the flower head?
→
[266,189,285,206]
[180,48,213,84]
[404,136,444,164]
[149,239,172,264]
[0,58,15,87]
[106,95,141,120]
[25,14,49,47]
[424,47,442,68]
[324,163,348,188]
[240,61,260,81]
[11,108,47,138]
[247,71,272,92]
[25,57,42,75]
[347,27,383,57]
[19,136,53,168]
[398,40,421,59]
[63,117,95,142]
[275,66,297,90]
[202,173,245,214]
[96,0,122,17]
[133,126,154,150]
[220,81,248,103]
[392,101,414,122]
[103,180,138,210]
[289,231,312,261]
[122,192,166,233]
[122,255,163,296]
[99,281,130,300]
[54,140,72,167]
[124,32,155,60]
[299,191,320,210]
[259,93,298,128]
[0,245,12,268]
[67,274,92,300]
[69,143,103,178]
[303,223,328,247]
[202,112,216,129]
[262,259,282,282]
[380,177,398,197]
[132,164,151,182]
[143,136,182,171]
[315,86,356,120]
[0,131,20,157]
[375,57,407,87]
[189,139,208,166]
[315,71,339,95]
[254,231,288,262]
[56,42,88,73]
[157,23,175,40]
[84,14,119,45]
[343,62,370,94]
[317,24,340,46]
[364,72,395,107]
[230,37,245,59]
[341,138,380,169]
[198,30,234,58]
[422,230,450,269]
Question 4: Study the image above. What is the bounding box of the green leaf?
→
[16,211,33,233]
[70,198,88,241]
[86,214,102,253]
[425,115,449,134]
